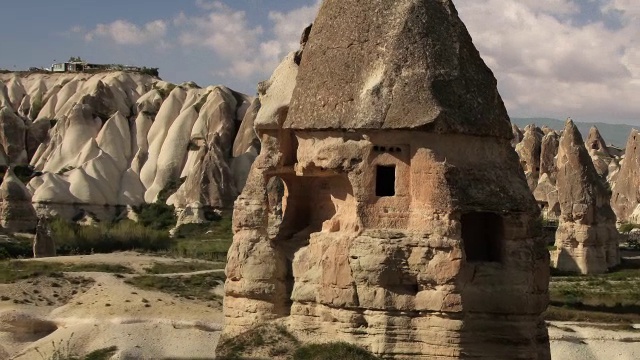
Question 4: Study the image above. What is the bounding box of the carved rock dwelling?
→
[223,0,550,358]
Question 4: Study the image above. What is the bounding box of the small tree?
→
[68,56,84,62]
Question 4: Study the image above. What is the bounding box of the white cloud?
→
[456,0,640,122]
[175,0,320,79]
[70,1,640,123]
[85,19,168,46]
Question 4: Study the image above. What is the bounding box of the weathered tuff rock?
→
[533,132,560,217]
[0,72,255,223]
[611,129,640,222]
[511,124,523,147]
[224,1,550,359]
[33,217,55,258]
[552,120,619,274]
[0,168,37,233]
[0,107,28,165]
[586,126,613,177]
[515,125,543,191]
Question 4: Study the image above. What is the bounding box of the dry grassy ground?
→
[1,249,640,359]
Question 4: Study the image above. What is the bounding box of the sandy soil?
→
[1,252,639,359]
[0,252,223,360]
[549,322,640,360]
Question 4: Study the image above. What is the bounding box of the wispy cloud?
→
[175,0,320,79]
[85,19,168,46]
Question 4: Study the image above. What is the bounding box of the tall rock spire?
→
[553,119,620,274]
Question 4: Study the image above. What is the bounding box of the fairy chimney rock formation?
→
[552,120,619,274]
[0,168,37,233]
[511,124,524,147]
[612,129,640,222]
[223,1,550,359]
[586,126,610,157]
[33,217,56,258]
[515,125,543,191]
[586,126,613,177]
[533,132,560,218]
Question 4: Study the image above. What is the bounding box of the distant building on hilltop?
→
[50,61,158,76]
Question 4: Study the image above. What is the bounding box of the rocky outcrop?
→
[515,125,543,191]
[0,72,255,224]
[223,1,550,359]
[167,87,245,226]
[586,126,613,177]
[611,129,640,222]
[552,120,619,274]
[33,217,55,258]
[0,168,37,233]
[0,107,28,165]
[511,124,523,147]
[533,132,560,217]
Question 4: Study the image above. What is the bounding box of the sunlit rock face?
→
[0,72,254,223]
[552,120,620,275]
[611,129,640,223]
[223,1,550,359]
[515,125,543,192]
[0,168,37,233]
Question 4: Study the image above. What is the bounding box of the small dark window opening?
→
[376,165,396,197]
[461,212,503,262]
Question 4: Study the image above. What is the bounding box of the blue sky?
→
[1,0,639,125]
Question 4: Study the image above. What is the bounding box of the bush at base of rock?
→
[0,238,32,259]
[134,202,177,230]
[51,218,171,254]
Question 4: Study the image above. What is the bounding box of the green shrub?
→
[13,165,37,183]
[139,67,159,77]
[157,177,186,203]
[293,343,381,360]
[51,218,171,255]
[619,222,639,233]
[135,202,177,230]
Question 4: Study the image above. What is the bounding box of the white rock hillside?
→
[0,71,257,225]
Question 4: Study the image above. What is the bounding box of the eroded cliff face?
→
[552,120,620,274]
[224,1,550,358]
[0,71,255,225]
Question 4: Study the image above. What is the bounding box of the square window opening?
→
[376,165,396,197]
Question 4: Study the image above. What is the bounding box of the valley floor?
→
[0,252,638,359]
[0,252,224,359]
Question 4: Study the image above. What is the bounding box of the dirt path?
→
[0,253,223,360]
